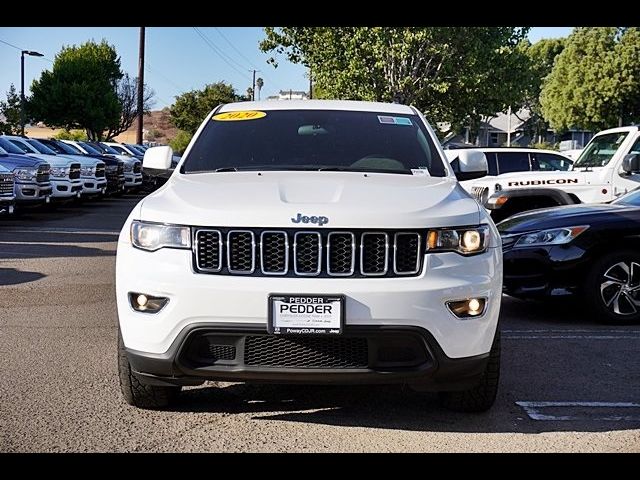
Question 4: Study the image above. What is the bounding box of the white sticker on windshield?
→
[411,169,429,176]
[378,115,413,126]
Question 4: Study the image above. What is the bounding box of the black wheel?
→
[584,250,640,324]
[439,330,500,413]
[117,329,180,409]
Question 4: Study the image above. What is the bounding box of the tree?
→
[104,73,155,140]
[0,84,22,135]
[540,27,640,131]
[28,40,123,140]
[260,27,530,130]
[256,77,264,100]
[519,38,566,141]
[169,130,192,154]
[169,82,241,134]
[246,87,254,101]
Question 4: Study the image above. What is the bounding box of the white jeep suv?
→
[116,100,503,412]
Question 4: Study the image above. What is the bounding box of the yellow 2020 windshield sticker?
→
[212,111,266,121]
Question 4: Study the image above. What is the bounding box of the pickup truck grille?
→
[69,163,81,180]
[133,162,142,174]
[0,174,14,196]
[95,163,106,178]
[193,228,423,278]
[36,164,50,183]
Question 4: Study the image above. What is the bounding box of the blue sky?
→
[0,27,573,110]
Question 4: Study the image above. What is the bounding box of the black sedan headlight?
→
[514,226,589,247]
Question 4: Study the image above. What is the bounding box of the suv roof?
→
[218,99,415,115]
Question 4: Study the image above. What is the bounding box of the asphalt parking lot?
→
[1,195,639,452]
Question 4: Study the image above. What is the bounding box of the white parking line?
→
[517,401,640,421]
[2,228,120,235]
[503,329,640,340]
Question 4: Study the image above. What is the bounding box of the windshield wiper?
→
[214,167,238,172]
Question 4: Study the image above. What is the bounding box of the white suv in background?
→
[116,100,503,412]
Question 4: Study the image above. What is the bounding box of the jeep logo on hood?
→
[291,213,329,226]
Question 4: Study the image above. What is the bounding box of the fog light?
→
[129,292,168,313]
[446,298,487,318]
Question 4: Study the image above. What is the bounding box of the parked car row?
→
[0,136,160,215]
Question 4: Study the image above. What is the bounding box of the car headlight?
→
[80,166,95,176]
[426,225,490,255]
[13,168,37,181]
[123,164,133,172]
[49,167,67,178]
[514,226,589,247]
[130,221,191,252]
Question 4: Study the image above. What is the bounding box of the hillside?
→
[26,108,178,144]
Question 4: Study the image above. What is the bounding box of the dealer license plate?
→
[268,294,344,335]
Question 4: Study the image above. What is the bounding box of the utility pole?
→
[250,69,259,101]
[20,52,25,136]
[137,27,145,145]
[308,68,312,99]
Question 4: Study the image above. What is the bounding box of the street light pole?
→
[137,27,146,145]
[20,50,44,136]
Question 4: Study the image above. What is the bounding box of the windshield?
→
[613,188,640,207]
[108,144,129,155]
[0,138,26,155]
[26,139,57,155]
[183,109,447,176]
[573,132,628,168]
[93,142,121,155]
[125,144,145,155]
[78,142,102,155]
[40,139,81,155]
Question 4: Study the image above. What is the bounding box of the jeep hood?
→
[139,171,481,228]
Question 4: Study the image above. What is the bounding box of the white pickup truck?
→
[461,126,640,221]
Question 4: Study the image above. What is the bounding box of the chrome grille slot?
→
[394,232,421,275]
[195,229,222,272]
[360,232,388,275]
[294,232,322,276]
[227,230,255,274]
[260,231,288,275]
[327,232,355,276]
[0,174,14,195]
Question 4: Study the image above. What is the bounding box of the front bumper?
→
[124,173,143,188]
[125,323,490,390]
[15,182,52,204]
[503,244,589,298]
[81,177,108,195]
[0,196,15,214]
[116,242,502,360]
[50,178,84,199]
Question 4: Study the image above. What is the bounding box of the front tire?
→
[117,329,180,409]
[584,250,640,325]
[439,330,500,413]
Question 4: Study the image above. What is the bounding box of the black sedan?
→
[497,189,640,324]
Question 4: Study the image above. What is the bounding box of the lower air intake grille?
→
[244,335,369,369]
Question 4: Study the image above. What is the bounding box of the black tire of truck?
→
[439,330,500,413]
[117,329,181,409]
[583,250,640,325]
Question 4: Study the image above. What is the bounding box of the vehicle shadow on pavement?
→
[0,243,114,260]
[0,231,118,244]
[169,382,640,433]
[501,295,600,327]
[0,268,46,286]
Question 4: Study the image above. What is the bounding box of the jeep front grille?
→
[193,228,423,278]
[0,174,14,196]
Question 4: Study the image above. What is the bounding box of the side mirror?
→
[622,153,640,174]
[455,150,488,181]
[143,146,173,170]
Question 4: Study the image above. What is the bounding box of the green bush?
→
[530,141,558,150]
[169,130,192,154]
[54,129,88,141]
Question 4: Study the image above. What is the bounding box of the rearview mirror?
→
[455,150,488,181]
[143,146,173,170]
[622,153,640,174]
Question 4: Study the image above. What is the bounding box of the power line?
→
[213,27,256,69]
[0,38,53,63]
[146,62,189,94]
[192,27,252,82]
